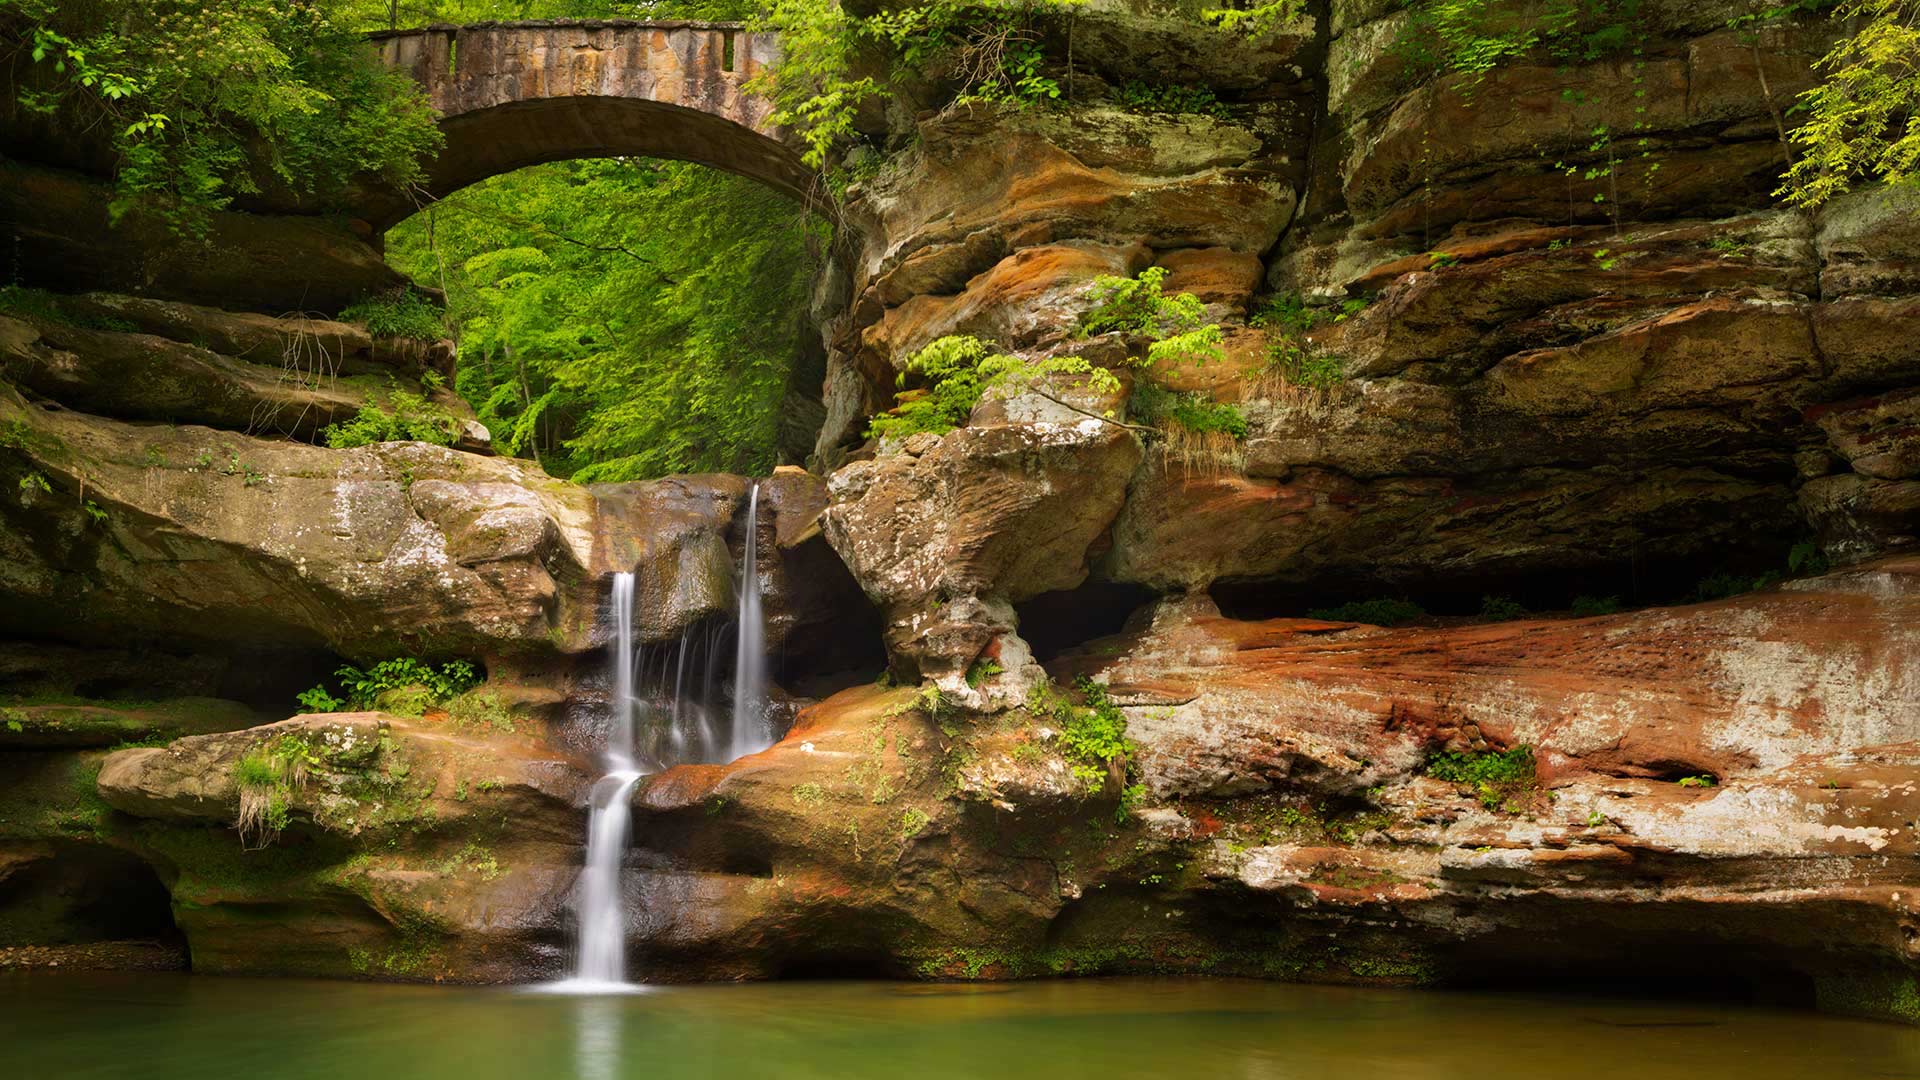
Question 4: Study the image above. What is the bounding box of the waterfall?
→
[546,571,646,994]
[545,482,776,992]
[729,481,771,760]
[570,770,640,987]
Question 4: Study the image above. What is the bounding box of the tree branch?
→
[1028,388,1158,433]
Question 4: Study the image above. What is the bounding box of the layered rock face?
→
[1,2,1916,1027]
[603,559,1920,1023]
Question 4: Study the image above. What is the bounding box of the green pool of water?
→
[6,973,1918,1079]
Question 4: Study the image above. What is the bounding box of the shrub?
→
[1027,677,1138,793]
[1308,598,1426,626]
[866,336,995,440]
[298,658,479,714]
[1425,746,1537,812]
[1249,292,1363,401]
[340,289,444,342]
[1078,267,1210,342]
[1479,595,1528,620]
[295,686,344,713]
[1570,594,1621,617]
[964,659,1004,689]
[322,391,459,449]
[447,689,516,735]
[1117,81,1230,118]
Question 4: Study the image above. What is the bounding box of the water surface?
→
[6,973,1918,1079]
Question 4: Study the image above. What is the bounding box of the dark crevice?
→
[1015,579,1158,663]
[1207,539,1807,624]
[0,845,180,946]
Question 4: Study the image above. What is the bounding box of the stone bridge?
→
[366,20,811,229]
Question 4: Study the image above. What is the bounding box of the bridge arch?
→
[364,21,815,231]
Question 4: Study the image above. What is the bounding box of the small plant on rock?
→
[964,658,1004,688]
[341,288,444,342]
[295,686,344,713]
[322,390,460,449]
[297,658,480,715]
[1426,746,1537,812]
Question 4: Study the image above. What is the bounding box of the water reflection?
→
[573,995,622,1080]
[8,974,1920,1080]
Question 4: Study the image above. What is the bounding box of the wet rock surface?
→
[0,1,1916,1027]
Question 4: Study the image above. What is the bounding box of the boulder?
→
[824,416,1142,682]
[94,712,591,982]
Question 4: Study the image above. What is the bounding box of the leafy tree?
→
[748,0,1072,169]
[4,0,442,235]
[382,158,828,479]
[1780,0,1920,206]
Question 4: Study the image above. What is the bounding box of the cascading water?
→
[549,572,644,993]
[548,483,777,992]
[729,482,771,760]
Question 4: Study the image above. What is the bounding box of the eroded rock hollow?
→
[2,1,1917,1027]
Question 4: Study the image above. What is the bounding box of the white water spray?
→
[729,482,771,760]
[546,484,777,992]
[547,571,646,994]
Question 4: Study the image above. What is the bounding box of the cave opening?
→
[1207,538,1812,625]
[1015,579,1159,663]
[1432,939,1821,1012]
[0,845,180,950]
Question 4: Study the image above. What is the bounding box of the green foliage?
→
[1479,594,1528,620]
[1130,382,1248,441]
[1788,539,1831,576]
[1117,81,1229,118]
[964,658,1004,688]
[899,806,931,838]
[4,0,442,237]
[1570,594,1621,616]
[300,658,479,713]
[1308,598,1426,626]
[1251,293,1362,394]
[1203,0,1307,39]
[1426,746,1534,787]
[749,0,1074,170]
[1163,396,1248,439]
[446,689,515,734]
[1394,0,1649,89]
[321,390,459,449]
[1694,540,1832,601]
[1694,570,1772,600]
[340,289,444,342]
[1024,677,1138,793]
[1059,678,1136,790]
[1676,774,1717,788]
[384,159,823,479]
[1425,746,1537,811]
[867,269,1223,443]
[1078,267,1209,341]
[1779,0,1920,207]
[867,336,996,440]
[295,686,344,713]
[232,749,280,790]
